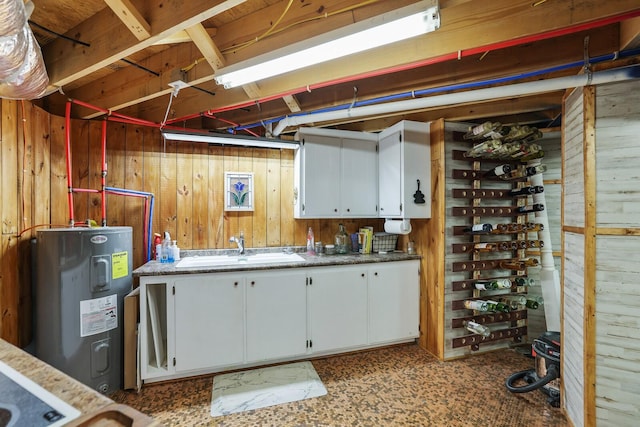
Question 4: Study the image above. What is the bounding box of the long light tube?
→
[214,1,440,89]
[161,130,299,149]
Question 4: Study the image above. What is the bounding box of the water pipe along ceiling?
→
[13,0,640,135]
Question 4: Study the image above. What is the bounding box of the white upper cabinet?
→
[294,128,378,218]
[378,120,431,219]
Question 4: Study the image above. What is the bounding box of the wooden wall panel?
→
[237,147,254,248]
[563,231,586,427]
[126,126,145,267]
[50,114,68,226]
[33,105,51,233]
[192,142,209,249]
[88,121,104,223]
[160,139,178,239]
[280,149,295,246]
[71,119,90,221]
[208,145,224,248]
[594,236,640,426]
[223,147,240,247]
[563,89,585,228]
[265,150,280,247]
[142,127,161,253]
[175,141,193,248]
[595,81,640,228]
[106,123,127,226]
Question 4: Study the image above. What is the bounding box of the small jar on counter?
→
[315,241,323,255]
[324,244,336,255]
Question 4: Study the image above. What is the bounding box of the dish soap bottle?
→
[306,227,315,254]
[334,223,349,254]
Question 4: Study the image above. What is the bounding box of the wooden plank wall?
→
[0,103,383,344]
[562,87,587,427]
[592,80,640,426]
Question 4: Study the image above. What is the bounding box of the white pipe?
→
[529,158,561,332]
[0,0,49,99]
[272,64,640,135]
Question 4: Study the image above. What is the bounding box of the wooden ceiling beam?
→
[43,0,246,88]
[103,0,151,41]
[620,16,640,48]
[130,0,639,122]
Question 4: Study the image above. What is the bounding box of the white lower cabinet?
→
[139,260,420,383]
[173,274,244,372]
[307,266,368,353]
[369,260,420,344]
[245,270,307,363]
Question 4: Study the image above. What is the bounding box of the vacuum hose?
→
[505,364,559,393]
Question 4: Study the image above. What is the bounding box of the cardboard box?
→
[124,287,140,390]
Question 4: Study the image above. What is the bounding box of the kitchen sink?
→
[175,252,305,268]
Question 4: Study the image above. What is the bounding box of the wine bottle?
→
[499,164,547,180]
[463,223,493,234]
[473,242,498,252]
[474,278,511,290]
[513,277,536,287]
[524,164,547,176]
[464,300,489,311]
[497,295,527,310]
[463,121,501,140]
[525,223,544,232]
[503,125,535,142]
[500,258,540,270]
[516,204,545,214]
[527,240,544,248]
[464,320,491,337]
[526,296,544,309]
[486,300,511,313]
[483,164,512,178]
[508,186,544,197]
[464,139,502,157]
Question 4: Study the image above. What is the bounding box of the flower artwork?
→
[224,172,254,211]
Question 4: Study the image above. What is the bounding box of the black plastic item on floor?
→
[505,331,561,407]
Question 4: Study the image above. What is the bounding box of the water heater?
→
[35,227,133,394]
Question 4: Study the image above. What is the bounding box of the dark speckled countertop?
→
[133,247,421,277]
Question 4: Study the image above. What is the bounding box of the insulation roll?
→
[0,0,49,99]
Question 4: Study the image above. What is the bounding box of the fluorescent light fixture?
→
[161,130,299,149]
[214,0,440,89]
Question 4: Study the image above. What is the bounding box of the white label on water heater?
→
[79,294,118,337]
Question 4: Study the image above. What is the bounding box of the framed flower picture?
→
[224,172,254,211]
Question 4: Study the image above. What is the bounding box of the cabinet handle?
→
[334,208,338,212]
[346,208,350,212]
[251,281,255,286]
[361,273,365,277]
[374,272,378,276]
[234,281,238,287]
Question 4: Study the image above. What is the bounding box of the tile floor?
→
[112,343,568,426]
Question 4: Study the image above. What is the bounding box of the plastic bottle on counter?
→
[154,233,162,261]
[161,231,172,263]
[172,240,180,261]
[306,227,315,254]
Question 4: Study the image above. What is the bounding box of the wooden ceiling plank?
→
[43,0,247,88]
[103,0,152,41]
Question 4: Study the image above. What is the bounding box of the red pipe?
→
[143,197,150,261]
[101,119,107,226]
[169,9,640,123]
[64,101,75,226]
[70,98,158,126]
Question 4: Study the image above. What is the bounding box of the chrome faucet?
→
[229,231,245,255]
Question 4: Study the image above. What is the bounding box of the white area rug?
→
[210,361,327,417]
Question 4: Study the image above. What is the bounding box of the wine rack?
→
[450,125,544,351]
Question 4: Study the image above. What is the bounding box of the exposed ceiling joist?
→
[103,0,151,41]
[43,0,246,88]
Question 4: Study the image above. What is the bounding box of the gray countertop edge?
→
[133,249,421,277]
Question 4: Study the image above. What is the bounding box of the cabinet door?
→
[299,136,341,217]
[173,274,244,372]
[341,138,378,217]
[245,270,307,362]
[369,261,420,344]
[308,266,368,353]
[378,129,402,217]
